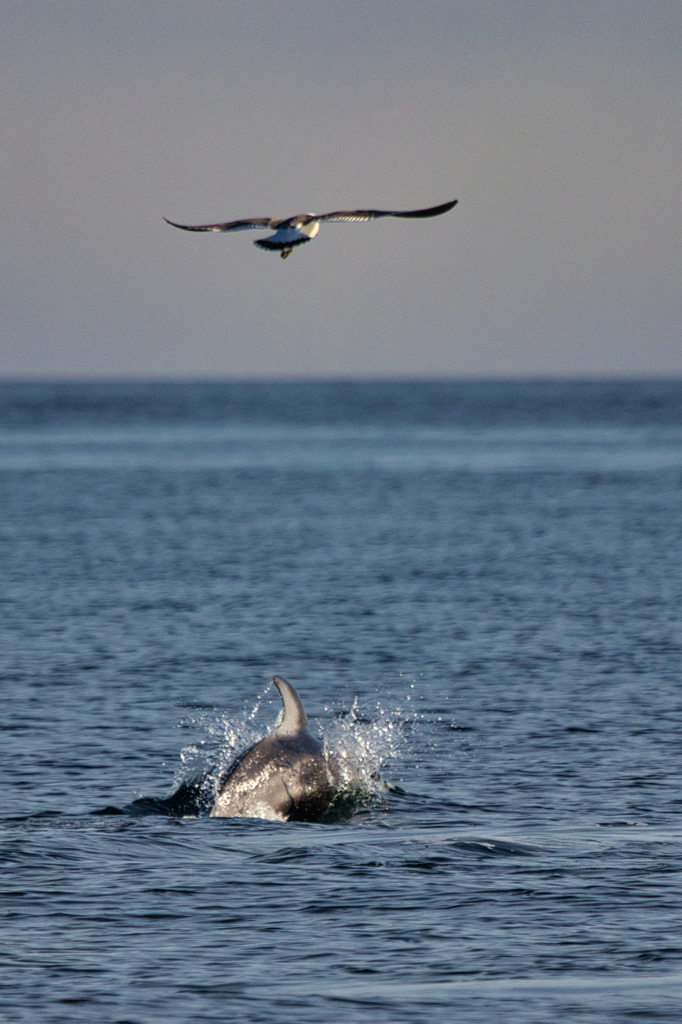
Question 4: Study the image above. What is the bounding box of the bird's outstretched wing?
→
[315,199,458,224]
[163,216,277,233]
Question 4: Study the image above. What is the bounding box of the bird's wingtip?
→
[393,199,459,219]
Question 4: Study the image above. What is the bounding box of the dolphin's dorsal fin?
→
[272,676,308,734]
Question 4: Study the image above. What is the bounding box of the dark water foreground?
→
[2,380,682,1024]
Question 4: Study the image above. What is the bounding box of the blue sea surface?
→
[2,380,682,1023]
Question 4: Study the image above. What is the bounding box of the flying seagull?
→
[163,199,458,259]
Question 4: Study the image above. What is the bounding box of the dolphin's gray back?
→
[211,730,336,820]
[210,676,341,821]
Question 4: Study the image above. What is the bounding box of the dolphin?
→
[209,676,343,821]
[94,676,360,821]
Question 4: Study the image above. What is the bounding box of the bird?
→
[163,199,458,259]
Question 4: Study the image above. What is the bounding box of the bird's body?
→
[164,199,458,258]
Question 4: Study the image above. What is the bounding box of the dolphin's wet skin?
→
[95,677,376,823]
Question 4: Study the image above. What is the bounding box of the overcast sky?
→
[2,1,681,379]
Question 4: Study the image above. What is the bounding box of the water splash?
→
[323,697,407,797]
[171,691,409,818]
[172,690,271,810]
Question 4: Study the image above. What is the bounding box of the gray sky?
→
[2,0,681,379]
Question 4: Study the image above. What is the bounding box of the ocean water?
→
[2,379,682,1023]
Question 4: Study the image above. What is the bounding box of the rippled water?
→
[2,380,682,1023]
